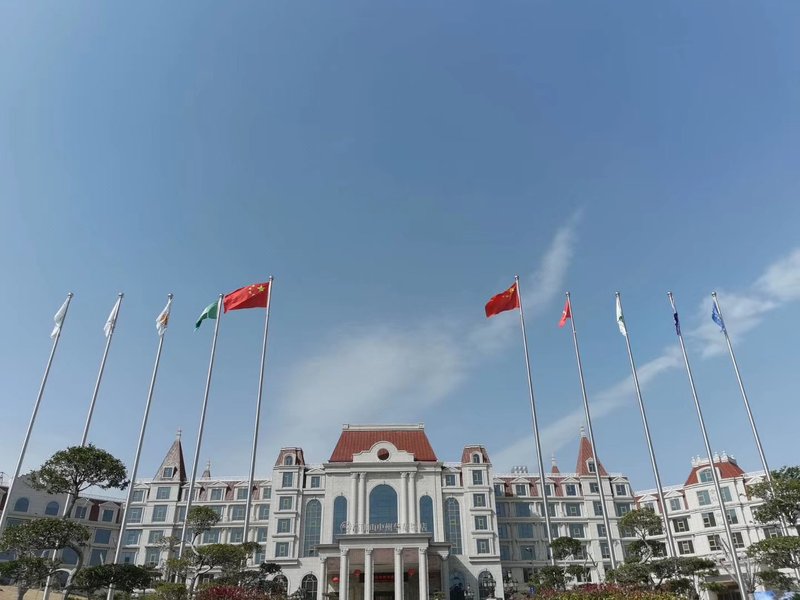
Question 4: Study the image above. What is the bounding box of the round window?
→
[377,449,390,461]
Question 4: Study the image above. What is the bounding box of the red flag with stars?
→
[485,282,520,318]
[558,298,571,328]
[223,282,271,312]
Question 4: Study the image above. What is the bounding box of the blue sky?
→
[2,2,800,495]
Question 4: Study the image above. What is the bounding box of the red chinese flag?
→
[485,283,520,318]
[558,298,571,328]
[223,281,271,312]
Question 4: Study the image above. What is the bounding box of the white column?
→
[364,547,374,600]
[418,548,428,600]
[318,557,327,600]
[358,473,367,531]
[409,472,418,533]
[440,554,450,597]
[400,473,408,532]
[349,474,358,528]
[340,549,350,600]
[394,547,404,600]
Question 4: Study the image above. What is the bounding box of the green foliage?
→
[74,564,154,593]
[535,584,682,599]
[187,506,222,539]
[550,537,583,561]
[28,445,129,517]
[747,536,800,570]
[750,467,800,533]
[619,508,665,562]
[0,556,61,600]
[607,556,717,597]
[153,582,190,600]
[606,562,652,587]
[0,517,90,557]
[531,565,569,591]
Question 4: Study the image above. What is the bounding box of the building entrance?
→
[374,592,394,600]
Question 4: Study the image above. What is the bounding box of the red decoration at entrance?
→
[332,577,339,584]
[353,570,362,577]
[407,569,416,577]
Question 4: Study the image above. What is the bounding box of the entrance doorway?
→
[374,592,394,600]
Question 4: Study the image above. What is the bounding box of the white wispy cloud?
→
[270,215,583,461]
[493,247,800,472]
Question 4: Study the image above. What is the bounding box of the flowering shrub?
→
[195,585,274,600]
[533,584,682,600]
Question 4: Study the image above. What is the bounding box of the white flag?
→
[156,297,172,336]
[616,296,627,337]
[50,298,70,339]
[104,297,122,338]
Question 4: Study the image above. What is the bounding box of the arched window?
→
[419,495,434,534]
[449,570,465,600]
[13,498,29,513]
[478,571,495,600]
[45,501,59,516]
[284,455,294,466]
[301,574,318,600]
[303,500,322,557]
[333,496,347,539]
[472,453,481,464]
[369,485,398,531]
[443,498,462,554]
[699,469,713,483]
[274,575,288,593]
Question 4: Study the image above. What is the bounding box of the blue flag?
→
[712,301,726,332]
[673,312,681,336]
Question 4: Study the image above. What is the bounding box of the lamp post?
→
[465,584,474,600]
[503,571,517,599]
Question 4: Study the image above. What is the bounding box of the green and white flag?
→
[195,300,219,330]
[616,295,627,337]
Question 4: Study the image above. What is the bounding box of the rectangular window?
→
[540,502,556,517]
[702,512,717,528]
[132,490,145,503]
[496,502,508,517]
[726,509,739,525]
[544,484,554,497]
[697,490,711,506]
[282,472,293,488]
[120,550,137,565]
[763,527,780,539]
[95,529,111,544]
[565,484,577,496]
[476,539,490,554]
[445,474,457,487]
[515,503,533,517]
[593,501,603,516]
[515,484,527,496]
[615,484,627,496]
[615,503,631,517]
[229,528,244,543]
[74,506,87,519]
[498,524,511,539]
[209,505,224,517]
[124,530,141,545]
[565,503,581,517]
[148,530,164,544]
[145,548,160,566]
[708,535,722,552]
[237,488,249,500]
[310,476,321,489]
[473,494,486,508]
[152,505,168,522]
[175,506,186,523]
[500,544,511,561]
[517,523,534,538]
[156,487,170,500]
[279,497,292,511]
[600,541,610,559]
[162,467,175,479]
[494,484,504,497]
[210,488,224,501]
[678,540,695,555]
[263,487,272,499]
[549,523,559,540]
[256,528,268,542]
[275,542,289,557]
[127,507,142,523]
[102,509,114,522]
[669,498,682,512]
[589,483,599,494]
[597,524,607,538]
[474,516,488,531]
[720,487,733,503]
[202,529,220,544]
[258,505,270,520]
[673,518,689,533]
[520,545,535,560]
[90,549,107,566]
[732,532,745,549]
[277,518,292,533]
[472,470,483,485]
[230,505,246,521]
[569,524,585,538]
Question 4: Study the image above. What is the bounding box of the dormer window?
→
[699,468,713,483]
[472,453,481,464]
[284,455,294,466]
[587,460,596,474]
[210,488,224,501]
[162,467,175,479]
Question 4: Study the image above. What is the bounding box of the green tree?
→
[0,556,61,600]
[28,444,129,518]
[186,543,256,594]
[747,537,800,571]
[750,467,800,535]
[619,508,666,563]
[550,537,583,561]
[74,563,154,594]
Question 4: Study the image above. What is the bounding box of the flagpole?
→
[0,293,73,535]
[106,294,172,600]
[179,294,224,559]
[615,292,675,558]
[243,277,274,544]
[565,292,617,570]
[515,275,555,566]
[81,293,124,446]
[668,292,748,597]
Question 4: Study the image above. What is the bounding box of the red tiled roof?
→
[684,459,744,486]
[461,446,490,464]
[575,435,609,477]
[329,428,437,462]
